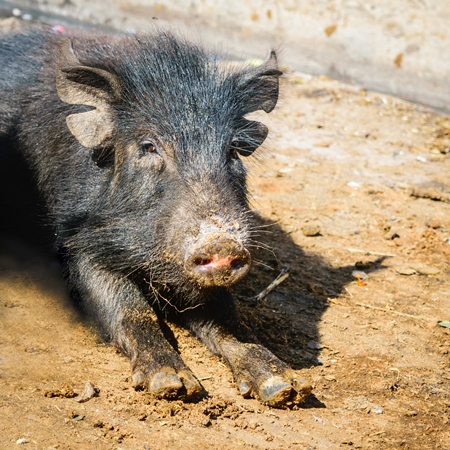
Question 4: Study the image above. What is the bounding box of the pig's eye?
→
[139,139,159,156]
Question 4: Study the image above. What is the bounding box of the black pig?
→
[0,29,311,407]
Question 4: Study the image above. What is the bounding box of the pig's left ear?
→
[237,51,282,115]
[56,39,121,149]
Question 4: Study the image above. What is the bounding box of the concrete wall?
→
[5,0,450,112]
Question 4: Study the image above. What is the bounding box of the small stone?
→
[383,230,400,240]
[395,266,416,276]
[16,438,30,445]
[75,380,98,403]
[314,141,332,148]
[201,418,212,427]
[352,270,369,280]
[307,341,323,350]
[426,218,442,229]
[409,263,440,276]
[302,225,321,237]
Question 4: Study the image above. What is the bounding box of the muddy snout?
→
[185,234,251,287]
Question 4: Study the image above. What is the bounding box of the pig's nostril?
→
[230,259,245,270]
[195,258,212,266]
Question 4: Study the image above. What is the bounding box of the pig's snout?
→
[185,235,251,287]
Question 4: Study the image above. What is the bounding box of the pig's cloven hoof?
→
[258,373,312,407]
[225,342,312,407]
[237,371,312,407]
[259,376,293,406]
[132,367,203,401]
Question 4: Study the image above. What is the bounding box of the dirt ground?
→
[1,16,449,450]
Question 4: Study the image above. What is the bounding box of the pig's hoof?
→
[259,376,292,407]
[258,373,312,407]
[132,368,203,401]
[238,380,252,397]
[291,374,313,404]
[228,342,313,407]
[150,371,183,398]
[131,371,146,389]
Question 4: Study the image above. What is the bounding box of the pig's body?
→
[0,29,311,406]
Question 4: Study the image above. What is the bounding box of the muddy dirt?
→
[1,17,449,450]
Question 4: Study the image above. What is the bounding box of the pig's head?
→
[55,32,281,302]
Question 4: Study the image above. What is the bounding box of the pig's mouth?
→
[185,235,251,288]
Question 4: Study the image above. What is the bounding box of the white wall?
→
[12,0,450,112]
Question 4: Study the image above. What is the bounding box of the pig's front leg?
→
[183,290,312,407]
[66,255,203,400]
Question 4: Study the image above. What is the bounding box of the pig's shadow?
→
[232,214,388,371]
[0,140,56,258]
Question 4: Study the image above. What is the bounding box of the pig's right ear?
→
[236,51,282,115]
[56,39,121,149]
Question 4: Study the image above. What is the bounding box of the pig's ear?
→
[56,39,121,149]
[237,51,282,114]
[232,119,268,157]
